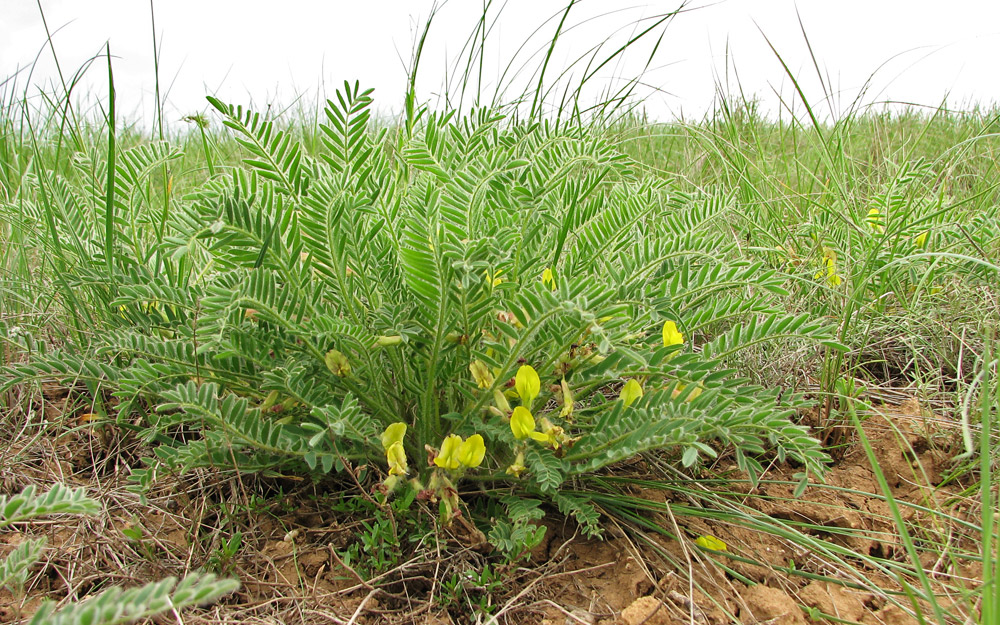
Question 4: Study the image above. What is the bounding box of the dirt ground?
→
[0,390,983,624]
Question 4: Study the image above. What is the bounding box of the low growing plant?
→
[2,82,843,549]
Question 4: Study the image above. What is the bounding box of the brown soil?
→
[0,392,983,624]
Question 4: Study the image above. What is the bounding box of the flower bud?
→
[374,335,403,347]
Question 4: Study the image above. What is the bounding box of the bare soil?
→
[0,390,982,624]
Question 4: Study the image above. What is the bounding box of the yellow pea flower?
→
[662,321,684,347]
[506,451,526,477]
[542,267,556,291]
[515,365,541,406]
[381,422,407,450]
[866,208,884,234]
[386,441,408,476]
[470,360,495,389]
[434,434,463,469]
[620,379,644,407]
[484,269,504,288]
[814,247,842,287]
[671,383,703,401]
[695,535,727,551]
[538,417,564,450]
[559,377,574,419]
[510,406,548,442]
[261,390,281,411]
[458,434,486,468]
[510,406,535,440]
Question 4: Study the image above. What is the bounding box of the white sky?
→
[2,0,999,128]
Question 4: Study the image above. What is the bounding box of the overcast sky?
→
[2,0,999,128]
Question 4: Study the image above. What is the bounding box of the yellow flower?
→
[866,208,884,234]
[510,406,548,442]
[458,434,486,468]
[815,247,842,287]
[510,406,535,440]
[381,422,407,450]
[506,451,526,477]
[671,383,703,401]
[470,360,495,389]
[484,269,504,288]
[434,434,463,469]
[515,365,541,406]
[538,417,564,450]
[386,441,408,476]
[662,321,684,347]
[620,379,643,407]
[913,231,929,248]
[542,268,556,291]
[559,377,574,419]
[695,535,727,551]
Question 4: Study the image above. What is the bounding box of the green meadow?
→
[1,6,998,624]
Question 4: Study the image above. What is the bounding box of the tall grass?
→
[1,3,999,624]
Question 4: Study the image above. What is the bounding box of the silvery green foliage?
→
[2,82,845,537]
[0,485,237,624]
[0,538,45,592]
[0,484,101,528]
[29,572,239,625]
[1,485,101,593]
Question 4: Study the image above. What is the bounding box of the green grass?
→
[2,6,999,624]
[3,92,999,623]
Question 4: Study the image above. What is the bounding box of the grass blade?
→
[104,43,117,278]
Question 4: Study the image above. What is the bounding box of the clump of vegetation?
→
[3,81,839,546]
[2,3,999,624]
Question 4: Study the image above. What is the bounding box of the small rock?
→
[740,585,807,625]
[621,596,670,625]
[799,581,868,622]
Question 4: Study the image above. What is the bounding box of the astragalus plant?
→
[0,485,237,625]
[3,82,841,546]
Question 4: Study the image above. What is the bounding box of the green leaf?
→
[525,448,565,493]
[681,446,699,468]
